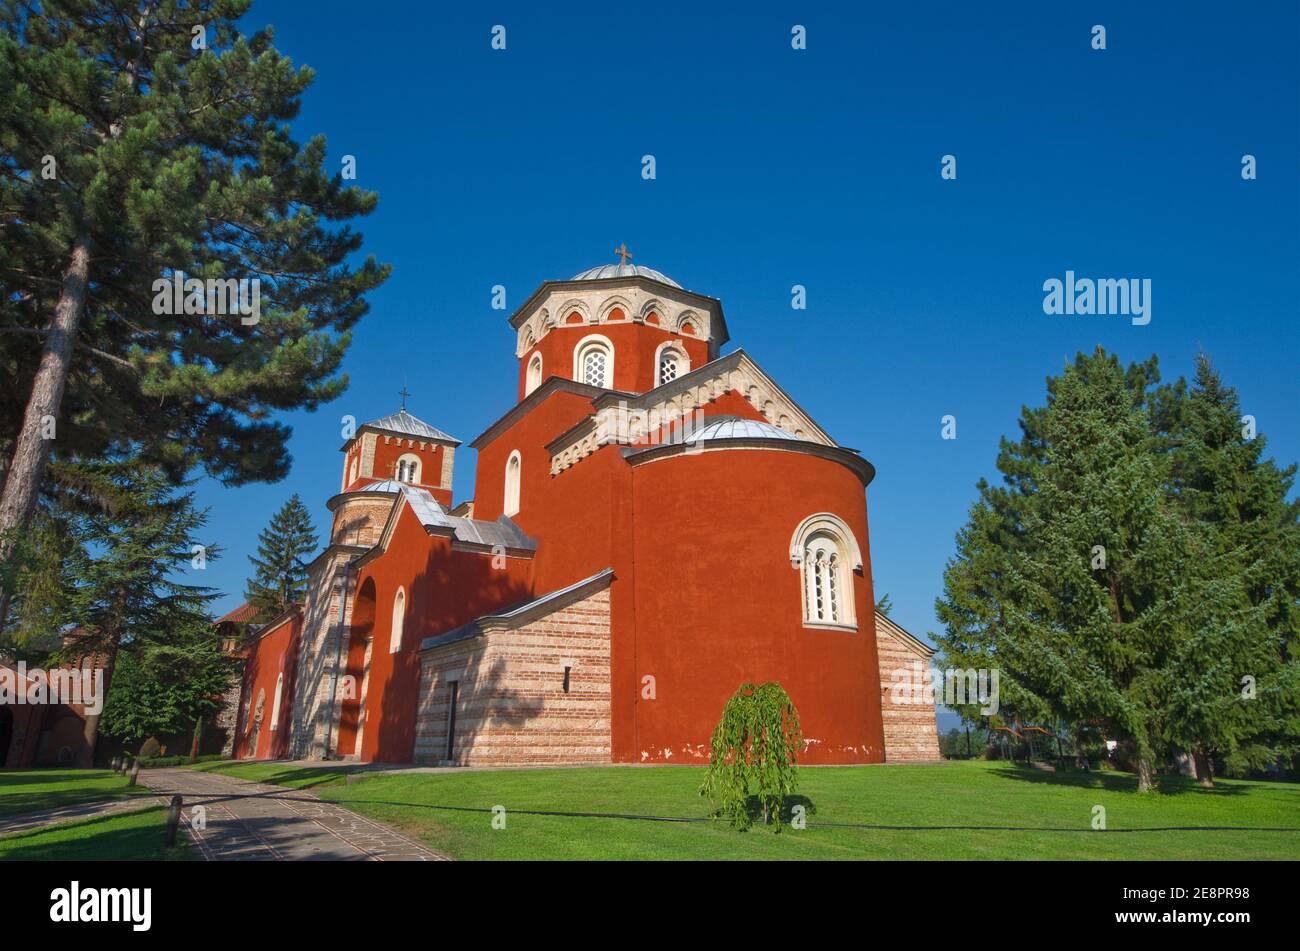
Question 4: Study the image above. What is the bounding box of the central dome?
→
[570,262,680,288]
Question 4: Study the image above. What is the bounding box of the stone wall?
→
[414,586,612,766]
[875,613,941,762]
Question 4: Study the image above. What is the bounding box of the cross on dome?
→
[613,243,632,266]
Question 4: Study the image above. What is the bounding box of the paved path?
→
[139,768,447,861]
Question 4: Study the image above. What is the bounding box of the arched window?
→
[655,343,689,386]
[389,587,406,654]
[347,456,358,488]
[269,672,284,730]
[576,342,612,388]
[525,353,543,395]
[504,451,521,516]
[790,514,862,628]
[395,453,421,484]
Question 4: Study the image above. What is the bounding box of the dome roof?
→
[689,416,805,443]
[349,479,405,494]
[571,263,680,288]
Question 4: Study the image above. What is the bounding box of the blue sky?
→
[202,1,1298,715]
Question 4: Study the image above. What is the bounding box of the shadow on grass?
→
[986,763,1267,797]
[187,762,366,790]
[0,807,190,861]
[0,770,145,818]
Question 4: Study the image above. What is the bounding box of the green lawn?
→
[0,768,150,819]
[0,806,192,861]
[186,759,1300,860]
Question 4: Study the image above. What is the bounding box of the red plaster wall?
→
[624,447,884,765]
[233,613,302,760]
[349,502,534,763]
[517,322,710,400]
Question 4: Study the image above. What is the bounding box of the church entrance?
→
[0,706,13,767]
[335,578,376,757]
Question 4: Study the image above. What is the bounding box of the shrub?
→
[700,681,802,831]
[137,737,161,760]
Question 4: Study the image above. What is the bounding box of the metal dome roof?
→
[689,416,805,443]
[348,479,406,494]
[570,263,681,288]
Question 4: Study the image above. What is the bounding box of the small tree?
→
[700,682,803,831]
[245,494,317,620]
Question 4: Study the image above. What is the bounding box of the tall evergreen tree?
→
[7,461,220,764]
[936,350,1202,791]
[245,493,316,619]
[0,1,388,628]
[1161,356,1300,782]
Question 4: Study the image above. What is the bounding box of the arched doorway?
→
[335,577,376,756]
[0,706,13,767]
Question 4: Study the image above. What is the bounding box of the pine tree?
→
[0,1,388,628]
[1161,356,1300,782]
[8,461,221,764]
[245,493,316,619]
[936,349,1198,792]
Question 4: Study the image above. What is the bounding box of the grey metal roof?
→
[349,479,404,494]
[688,415,806,443]
[419,568,613,652]
[570,263,681,288]
[362,410,459,444]
[398,485,536,552]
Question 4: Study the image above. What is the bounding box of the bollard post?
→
[164,794,183,847]
[127,760,140,787]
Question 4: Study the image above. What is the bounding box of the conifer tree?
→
[1162,356,1300,782]
[937,350,1199,791]
[245,493,316,619]
[7,461,220,764]
[0,1,388,628]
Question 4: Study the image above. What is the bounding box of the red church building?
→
[230,256,939,766]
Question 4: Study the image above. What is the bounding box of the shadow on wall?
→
[372,554,540,765]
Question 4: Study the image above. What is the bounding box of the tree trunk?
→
[1194,748,1215,788]
[1136,755,1157,793]
[190,715,203,762]
[77,634,119,768]
[0,231,92,629]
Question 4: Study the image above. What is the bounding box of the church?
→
[229,253,940,766]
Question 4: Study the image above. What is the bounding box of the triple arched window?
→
[790,514,861,628]
[504,451,521,516]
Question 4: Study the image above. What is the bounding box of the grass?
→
[0,767,150,819]
[0,806,192,861]
[185,759,1300,860]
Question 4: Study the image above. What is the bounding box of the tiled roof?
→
[214,602,259,625]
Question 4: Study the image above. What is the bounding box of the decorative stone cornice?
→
[547,349,837,475]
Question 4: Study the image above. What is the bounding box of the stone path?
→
[138,768,447,861]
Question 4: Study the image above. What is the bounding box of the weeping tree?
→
[700,681,803,831]
[0,0,388,628]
